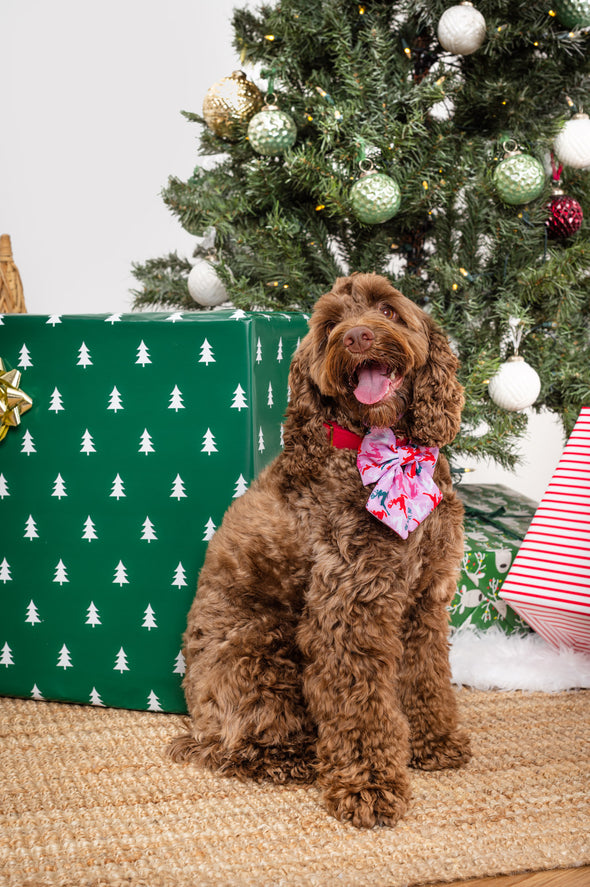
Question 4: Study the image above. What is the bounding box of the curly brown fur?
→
[170,273,471,829]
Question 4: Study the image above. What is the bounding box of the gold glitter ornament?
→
[202,71,264,141]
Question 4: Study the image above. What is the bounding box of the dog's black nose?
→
[343,326,375,354]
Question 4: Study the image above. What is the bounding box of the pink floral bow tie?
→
[357,427,442,539]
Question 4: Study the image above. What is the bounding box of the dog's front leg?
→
[298,569,411,828]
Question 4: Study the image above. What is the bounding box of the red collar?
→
[323,421,364,450]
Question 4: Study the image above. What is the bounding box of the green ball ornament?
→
[553,0,590,28]
[247,105,297,155]
[350,171,402,224]
[493,152,545,206]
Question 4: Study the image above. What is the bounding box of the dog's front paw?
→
[411,729,472,771]
[323,784,410,829]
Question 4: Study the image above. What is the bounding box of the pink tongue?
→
[354,365,391,405]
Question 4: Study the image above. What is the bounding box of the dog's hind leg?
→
[170,609,316,784]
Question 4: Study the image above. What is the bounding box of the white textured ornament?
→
[187,259,228,307]
[488,356,541,412]
[437,2,487,55]
[553,114,590,169]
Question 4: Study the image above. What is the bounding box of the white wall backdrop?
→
[1,0,566,501]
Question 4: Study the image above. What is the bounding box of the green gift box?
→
[450,483,537,635]
[0,309,308,713]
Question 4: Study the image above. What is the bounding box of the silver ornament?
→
[554,114,590,170]
[187,259,229,307]
[437,2,487,55]
[488,356,541,411]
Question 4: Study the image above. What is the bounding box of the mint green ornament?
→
[493,150,545,206]
[350,171,402,224]
[553,0,590,28]
[247,105,297,155]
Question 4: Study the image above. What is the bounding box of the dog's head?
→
[289,273,463,448]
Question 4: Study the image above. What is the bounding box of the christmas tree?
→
[131,1,590,466]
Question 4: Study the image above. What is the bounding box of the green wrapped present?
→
[450,483,537,635]
[0,310,308,713]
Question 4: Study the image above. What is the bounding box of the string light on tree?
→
[493,141,545,205]
[202,71,263,140]
[437,2,487,55]
[487,320,541,412]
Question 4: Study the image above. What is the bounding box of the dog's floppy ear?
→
[281,336,328,470]
[406,318,464,448]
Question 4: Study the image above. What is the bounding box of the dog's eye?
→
[325,321,337,336]
[381,305,398,320]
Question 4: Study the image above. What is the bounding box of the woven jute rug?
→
[1,689,589,887]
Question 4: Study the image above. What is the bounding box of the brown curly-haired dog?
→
[169,272,471,828]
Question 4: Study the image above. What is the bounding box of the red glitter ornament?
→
[545,191,584,239]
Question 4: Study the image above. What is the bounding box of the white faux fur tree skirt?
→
[450,628,590,691]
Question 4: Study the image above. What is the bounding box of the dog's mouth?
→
[351,363,403,405]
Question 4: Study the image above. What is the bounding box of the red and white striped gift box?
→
[499,407,590,653]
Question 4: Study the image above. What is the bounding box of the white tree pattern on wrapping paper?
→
[168,386,184,411]
[1,643,14,666]
[90,687,105,706]
[171,562,187,588]
[107,387,123,412]
[170,475,186,499]
[136,341,151,366]
[139,429,154,455]
[18,344,32,368]
[77,343,92,367]
[85,602,101,626]
[201,429,217,454]
[0,558,11,583]
[233,475,248,498]
[231,384,248,411]
[114,648,129,672]
[56,645,72,669]
[31,684,44,700]
[140,517,157,543]
[199,339,215,364]
[173,650,186,675]
[142,605,157,630]
[25,600,41,625]
[258,428,265,453]
[0,475,8,499]
[267,382,273,407]
[147,690,163,711]
[256,338,262,363]
[277,338,283,362]
[21,429,35,455]
[53,560,68,585]
[203,518,216,541]
[82,517,97,542]
[81,430,95,455]
[24,515,38,540]
[49,388,64,412]
[110,475,125,499]
[113,561,128,586]
[52,474,67,499]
